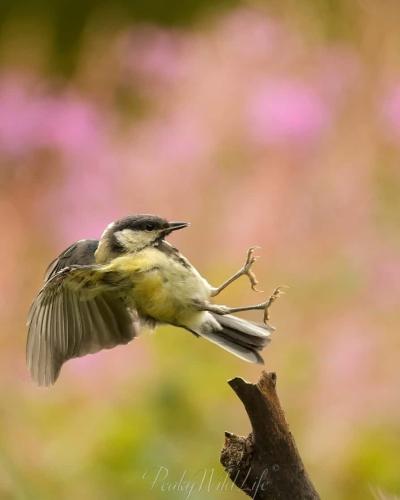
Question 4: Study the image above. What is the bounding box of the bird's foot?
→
[241,247,263,293]
[262,286,287,323]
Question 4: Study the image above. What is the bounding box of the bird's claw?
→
[263,286,287,323]
[243,247,263,293]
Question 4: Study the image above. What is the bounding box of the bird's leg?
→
[202,287,285,324]
[210,247,262,297]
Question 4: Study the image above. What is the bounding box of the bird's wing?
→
[27,261,138,386]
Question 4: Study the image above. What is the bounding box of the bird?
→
[27,214,283,386]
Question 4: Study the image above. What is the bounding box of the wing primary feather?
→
[34,296,46,383]
[63,288,72,359]
[54,291,63,378]
[85,298,101,353]
[70,290,82,358]
[82,295,95,355]
[45,288,55,385]
[96,295,120,342]
[92,297,111,349]
[27,298,39,379]
[40,295,51,385]
[46,287,57,385]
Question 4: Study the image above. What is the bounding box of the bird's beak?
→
[165,221,190,234]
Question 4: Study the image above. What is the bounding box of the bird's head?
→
[96,214,189,262]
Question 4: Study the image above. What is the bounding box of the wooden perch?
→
[220,371,320,500]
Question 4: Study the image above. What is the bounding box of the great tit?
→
[27,214,281,385]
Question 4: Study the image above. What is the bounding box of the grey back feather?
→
[45,240,99,281]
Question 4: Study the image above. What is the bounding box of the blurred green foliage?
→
[0,0,367,75]
[341,428,400,499]
[0,0,239,74]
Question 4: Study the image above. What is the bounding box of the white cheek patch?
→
[115,229,153,251]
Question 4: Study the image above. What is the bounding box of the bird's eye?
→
[145,223,155,231]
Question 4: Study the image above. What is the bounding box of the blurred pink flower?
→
[315,318,377,419]
[37,94,102,155]
[382,84,400,141]
[246,79,329,146]
[135,112,210,166]
[0,78,42,155]
[0,76,103,157]
[114,109,214,222]
[46,160,121,243]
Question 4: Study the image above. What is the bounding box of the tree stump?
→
[220,371,320,499]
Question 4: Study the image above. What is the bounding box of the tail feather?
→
[193,313,274,364]
[197,329,264,364]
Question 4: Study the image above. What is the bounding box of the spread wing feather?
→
[27,241,138,386]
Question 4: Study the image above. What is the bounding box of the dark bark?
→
[220,371,320,500]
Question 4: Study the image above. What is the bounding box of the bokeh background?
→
[1,1,400,499]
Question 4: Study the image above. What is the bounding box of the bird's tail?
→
[194,313,274,364]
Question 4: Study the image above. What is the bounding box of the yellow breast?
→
[104,247,210,325]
